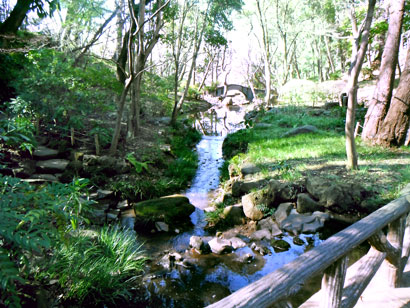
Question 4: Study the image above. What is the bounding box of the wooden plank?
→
[340,248,386,308]
[300,248,385,308]
[353,287,410,308]
[321,256,348,308]
[206,195,410,308]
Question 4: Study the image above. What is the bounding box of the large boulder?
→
[232,179,267,197]
[133,195,195,230]
[222,204,245,226]
[241,188,272,221]
[208,238,233,254]
[280,211,330,234]
[282,125,318,137]
[274,202,294,225]
[297,193,321,213]
[306,177,367,213]
[240,163,261,177]
[82,155,130,177]
[257,217,282,236]
[268,180,300,203]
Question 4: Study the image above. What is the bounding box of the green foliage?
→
[0,176,93,307]
[9,49,120,139]
[45,225,146,305]
[126,153,151,174]
[0,97,37,153]
[165,126,201,187]
[256,203,275,217]
[222,128,253,159]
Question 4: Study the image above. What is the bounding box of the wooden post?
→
[94,134,100,156]
[70,127,75,146]
[354,121,361,138]
[321,256,348,308]
[381,215,406,287]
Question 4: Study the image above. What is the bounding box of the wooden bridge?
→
[207,184,410,308]
[210,84,265,101]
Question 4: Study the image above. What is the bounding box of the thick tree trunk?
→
[374,46,410,147]
[345,0,376,170]
[0,0,32,34]
[361,0,405,141]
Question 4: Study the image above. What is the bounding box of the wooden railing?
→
[207,184,410,308]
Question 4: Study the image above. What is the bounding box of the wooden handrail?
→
[207,185,410,308]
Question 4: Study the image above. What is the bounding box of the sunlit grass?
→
[222,105,410,203]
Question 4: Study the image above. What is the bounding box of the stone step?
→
[33,146,59,160]
[36,159,69,173]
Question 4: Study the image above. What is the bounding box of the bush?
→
[45,226,146,305]
[0,176,93,307]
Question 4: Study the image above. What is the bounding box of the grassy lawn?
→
[223,105,410,206]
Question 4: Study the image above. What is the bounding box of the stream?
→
[133,102,324,307]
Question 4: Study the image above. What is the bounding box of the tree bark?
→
[0,0,32,34]
[345,0,376,170]
[361,0,405,141]
[374,46,410,147]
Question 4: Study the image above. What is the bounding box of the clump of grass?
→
[45,226,146,305]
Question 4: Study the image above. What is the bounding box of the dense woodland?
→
[1,0,410,307]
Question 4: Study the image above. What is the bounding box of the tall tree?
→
[109,0,169,154]
[373,41,410,146]
[0,0,59,35]
[361,0,406,141]
[345,0,376,170]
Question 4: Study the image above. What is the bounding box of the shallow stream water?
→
[134,102,324,307]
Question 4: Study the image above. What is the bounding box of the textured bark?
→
[0,0,32,34]
[345,0,376,170]
[361,0,405,141]
[374,46,410,147]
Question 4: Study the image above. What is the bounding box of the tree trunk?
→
[0,0,32,34]
[345,0,376,170]
[361,0,405,141]
[374,46,410,147]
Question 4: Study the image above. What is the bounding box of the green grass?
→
[222,105,410,204]
[45,225,146,305]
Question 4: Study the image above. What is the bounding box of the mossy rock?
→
[271,239,291,252]
[133,195,195,230]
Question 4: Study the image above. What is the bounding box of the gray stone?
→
[275,202,294,225]
[31,174,59,182]
[280,213,316,234]
[250,229,272,241]
[222,204,245,225]
[257,217,282,236]
[190,236,205,252]
[302,220,324,233]
[240,163,261,176]
[33,146,59,160]
[83,155,130,176]
[96,189,114,200]
[282,125,318,137]
[242,193,265,221]
[229,237,247,249]
[36,159,69,173]
[155,221,169,232]
[306,177,366,213]
[254,123,273,129]
[13,160,36,178]
[232,179,267,198]
[238,253,254,263]
[208,238,233,254]
[297,193,321,213]
[250,242,270,255]
[117,200,130,209]
[268,180,299,202]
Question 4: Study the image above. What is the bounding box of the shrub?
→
[45,226,146,305]
[0,176,93,307]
